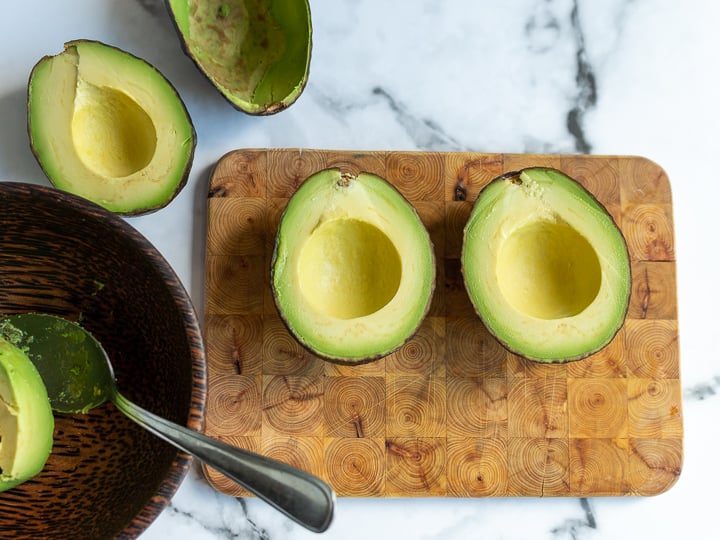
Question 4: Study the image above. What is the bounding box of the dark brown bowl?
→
[0,182,206,538]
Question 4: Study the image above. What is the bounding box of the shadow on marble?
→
[0,88,47,184]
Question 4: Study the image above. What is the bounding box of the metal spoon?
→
[0,313,335,533]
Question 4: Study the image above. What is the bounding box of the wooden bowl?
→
[0,182,206,538]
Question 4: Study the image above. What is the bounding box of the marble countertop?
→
[1,0,718,538]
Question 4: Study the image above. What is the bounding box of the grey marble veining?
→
[684,377,720,402]
[296,0,613,156]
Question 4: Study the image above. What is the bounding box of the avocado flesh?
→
[462,167,631,363]
[167,0,312,114]
[27,40,196,215]
[0,336,54,492]
[271,169,435,364]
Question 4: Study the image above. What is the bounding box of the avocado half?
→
[27,40,196,216]
[0,336,54,492]
[461,167,631,363]
[166,0,312,115]
[271,169,436,364]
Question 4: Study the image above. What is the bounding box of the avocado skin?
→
[164,0,313,115]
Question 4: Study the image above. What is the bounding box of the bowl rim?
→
[0,181,208,538]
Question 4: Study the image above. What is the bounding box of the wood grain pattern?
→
[202,150,682,498]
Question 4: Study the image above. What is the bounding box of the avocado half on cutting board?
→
[462,167,632,363]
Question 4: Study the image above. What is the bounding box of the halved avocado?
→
[271,169,435,364]
[0,336,54,492]
[461,167,631,363]
[166,0,312,115]
[27,40,196,216]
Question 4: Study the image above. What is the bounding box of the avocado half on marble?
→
[461,167,631,363]
[27,40,196,216]
[271,169,436,365]
[166,0,312,115]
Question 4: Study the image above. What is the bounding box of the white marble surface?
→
[1,0,719,538]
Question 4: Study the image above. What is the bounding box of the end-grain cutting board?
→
[203,149,682,498]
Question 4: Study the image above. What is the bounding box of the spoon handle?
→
[112,391,335,533]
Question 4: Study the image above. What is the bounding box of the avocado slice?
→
[461,167,631,363]
[0,336,54,492]
[27,40,196,216]
[166,0,312,115]
[271,169,436,364]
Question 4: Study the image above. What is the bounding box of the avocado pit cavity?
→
[297,218,402,320]
[72,79,157,178]
[496,219,601,320]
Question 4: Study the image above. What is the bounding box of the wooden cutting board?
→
[202,149,682,498]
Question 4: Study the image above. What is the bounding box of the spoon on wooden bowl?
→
[0,313,335,534]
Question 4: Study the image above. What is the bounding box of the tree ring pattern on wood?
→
[203,150,682,498]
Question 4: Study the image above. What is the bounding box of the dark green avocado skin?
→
[164,0,313,115]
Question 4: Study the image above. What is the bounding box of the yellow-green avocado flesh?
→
[271,169,436,364]
[27,40,196,215]
[0,336,54,492]
[166,0,312,115]
[461,167,631,363]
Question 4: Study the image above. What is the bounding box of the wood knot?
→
[209,183,229,197]
[454,181,467,201]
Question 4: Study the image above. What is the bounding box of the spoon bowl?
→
[0,313,113,413]
[2,312,335,533]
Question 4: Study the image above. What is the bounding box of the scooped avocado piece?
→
[0,336,54,492]
[271,169,436,364]
[27,40,196,216]
[461,167,631,363]
[166,0,312,115]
